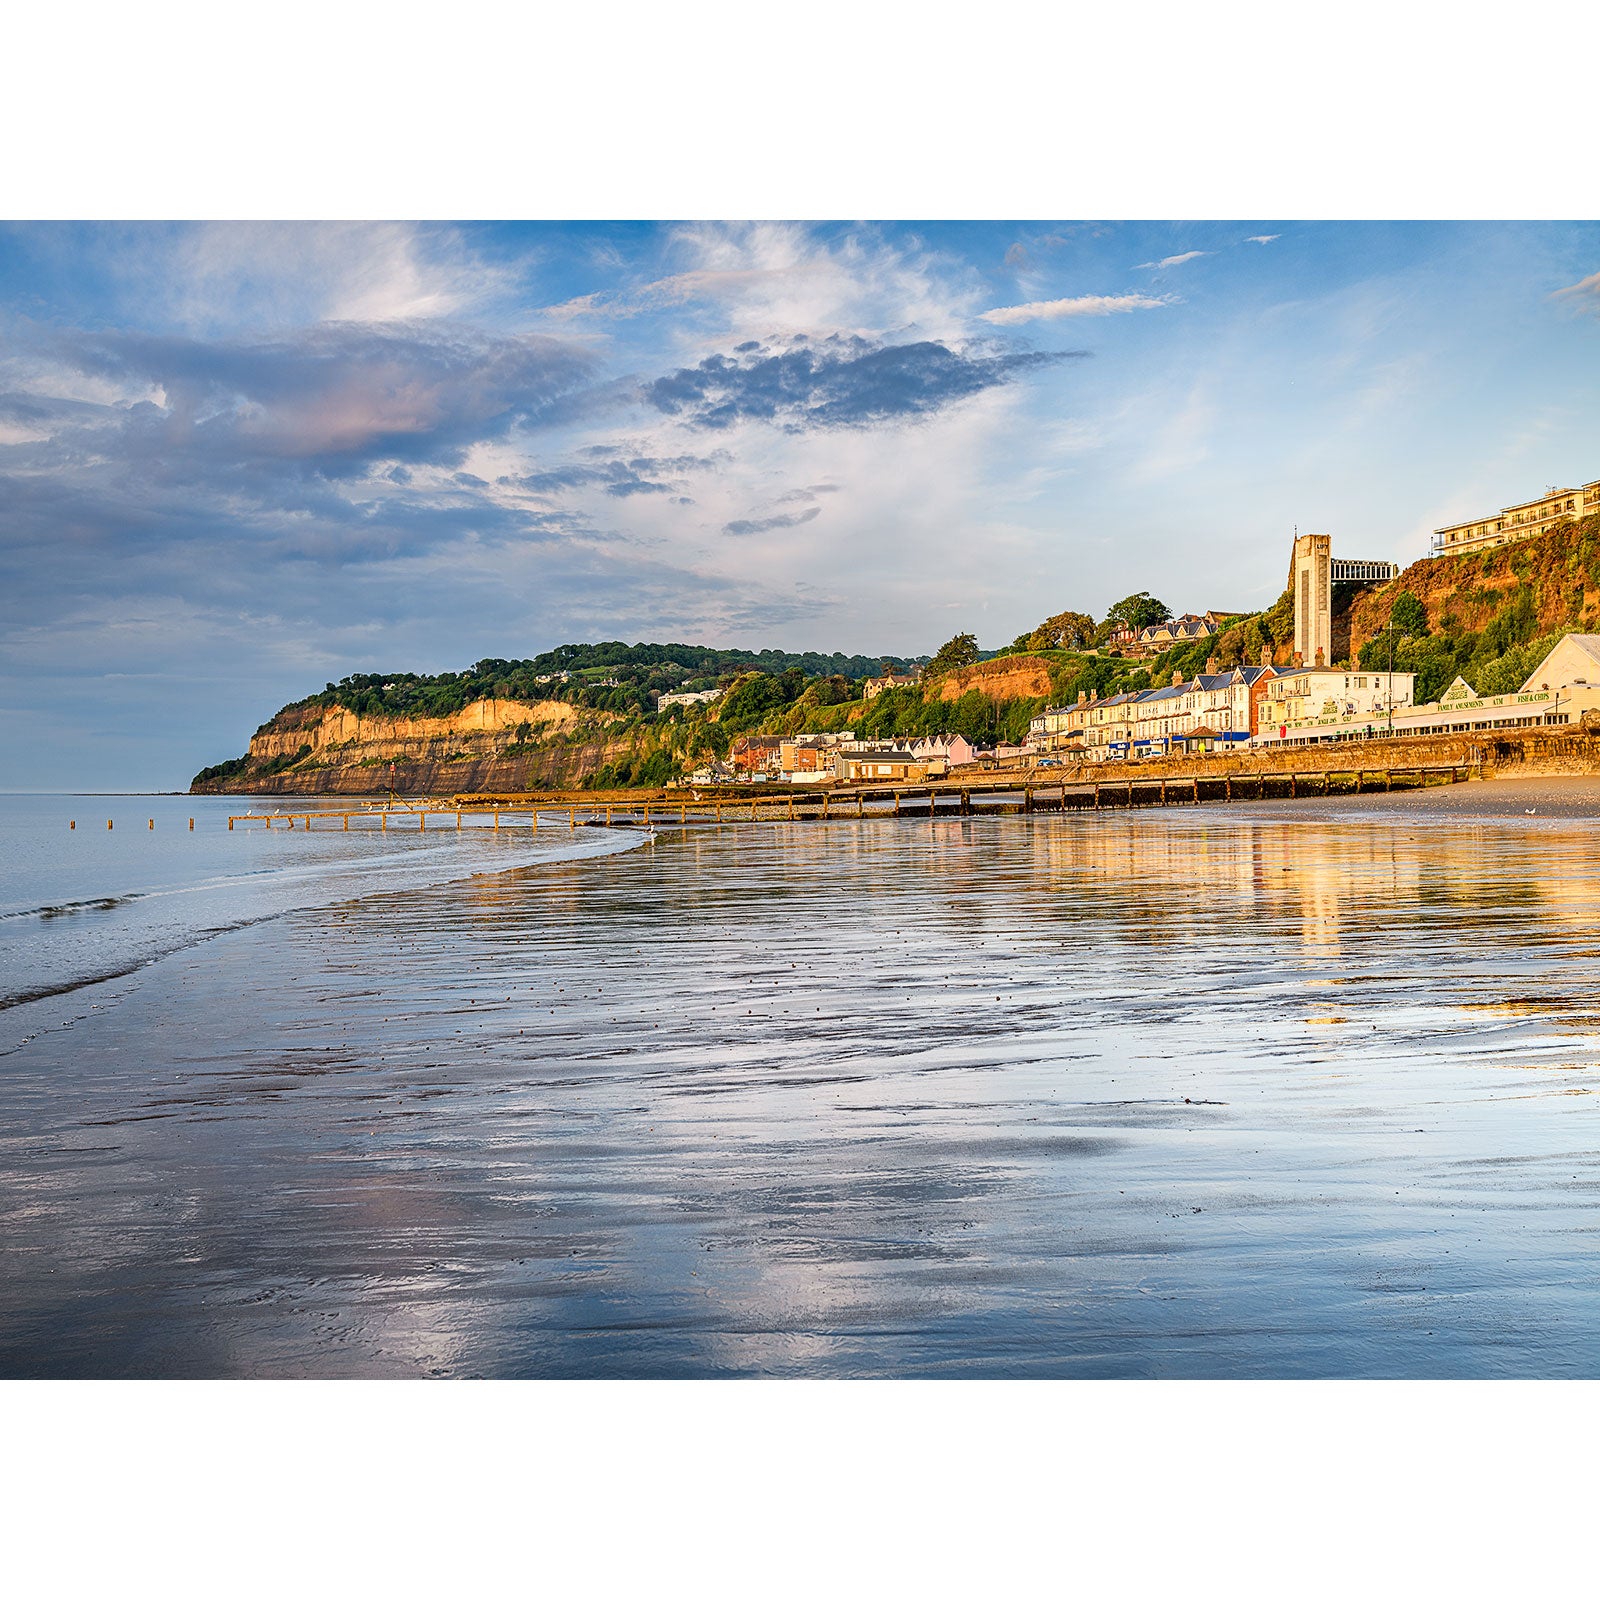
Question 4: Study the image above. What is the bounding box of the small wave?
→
[0,894,142,924]
[0,828,645,1019]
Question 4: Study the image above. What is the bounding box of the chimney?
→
[1205,655,1217,675]
[1077,689,1087,704]
[1259,645,1271,668]
[1314,647,1325,667]
[1172,670,1183,687]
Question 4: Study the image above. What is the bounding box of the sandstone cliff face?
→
[247,697,584,763]
[1348,517,1600,659]
[195,697,625,795]
[930,657,1053,702]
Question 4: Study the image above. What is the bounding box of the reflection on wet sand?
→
[5,795,1600,1376]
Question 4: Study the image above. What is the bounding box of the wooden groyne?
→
[223,762,1473,834]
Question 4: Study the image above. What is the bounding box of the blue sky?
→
[2,219,1598,789]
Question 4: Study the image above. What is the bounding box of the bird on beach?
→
[1526,808,1537,815]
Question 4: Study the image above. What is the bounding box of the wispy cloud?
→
[511,451,721,499]
[15,320,597,472]
[1552,269,1600,309]
[541,266,793,323]
[1245,235,1281,245]
[724,505,822,536]
[1135,251,1210,270]
[979,293,1172,325]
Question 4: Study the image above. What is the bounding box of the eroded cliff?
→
[193,697,629,795]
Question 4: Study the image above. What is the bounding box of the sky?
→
[2,218,1598,790]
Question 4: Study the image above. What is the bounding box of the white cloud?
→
[1552,269,1600,308]
[541,222,981,349]
[163,222,526,330]
[979,293,1172,325]
[514,381,1049,652]
[1246,235,1281,244]
[1135,251,1210,270]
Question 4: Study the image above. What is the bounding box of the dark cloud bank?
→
[645,334,1085,431]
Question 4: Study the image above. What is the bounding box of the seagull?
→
[1525,808,1537,815]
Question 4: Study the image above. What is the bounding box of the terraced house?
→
[1032,664,1278,760]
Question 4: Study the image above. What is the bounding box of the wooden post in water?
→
[606,805,613,825]
[70,820,76,829]
[228,817,233,831]
[857,793,863,818]
[960,788,970,815]
[343,814,349,830]
[148,818,154,830]
[1225,775,1232,800]
[1024,785,1034,814]
[823,792,830,820]
[893,790,901,817]
[380,813,387,831]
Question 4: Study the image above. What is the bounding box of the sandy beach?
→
[3,785,1600,1376]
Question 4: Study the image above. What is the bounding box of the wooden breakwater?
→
[446,761,1473,828]
[222,762,1472,834]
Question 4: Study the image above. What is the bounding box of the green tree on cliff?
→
[1389,591,1428,637]
[927,632,980,674]
[1095,593,1170,643]
[1026,609,1097,650]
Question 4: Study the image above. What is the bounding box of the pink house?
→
[912,734,979,767]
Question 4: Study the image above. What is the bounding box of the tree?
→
[928,631,980,674]
[1389,591,1429,637]
[1102,593,1171,634]
[1027,609,1097,651]
[717,671,795,726]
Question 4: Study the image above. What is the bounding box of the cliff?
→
[929,656,1054,702]
[192,696,633,795]
[1349,515,1600,658]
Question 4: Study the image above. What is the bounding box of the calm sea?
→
[3,786,1600,1376]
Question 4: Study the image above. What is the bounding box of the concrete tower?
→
[1291,534,1332,667]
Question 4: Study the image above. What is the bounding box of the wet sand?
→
[5,794,1600,1377]
[1270,772,1600,820]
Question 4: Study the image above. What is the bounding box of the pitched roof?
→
[1520,633,1600,692]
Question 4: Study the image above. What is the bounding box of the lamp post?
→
[1386,624,1397,741]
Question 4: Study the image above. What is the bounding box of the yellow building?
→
[1432,478,1600,557]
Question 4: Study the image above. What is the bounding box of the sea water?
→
[0,793,640,1024]
[4,786,1600,1377]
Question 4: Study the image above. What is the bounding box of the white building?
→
[1252,637,1600,746]
[658,688,723,709]
[1257,667,1417,743]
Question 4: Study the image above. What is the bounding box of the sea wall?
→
[1044,725,1600,785]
